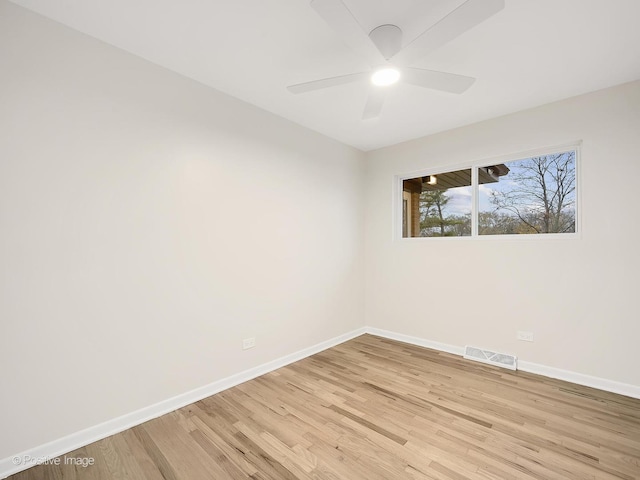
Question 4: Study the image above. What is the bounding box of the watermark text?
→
[11,455,95,468]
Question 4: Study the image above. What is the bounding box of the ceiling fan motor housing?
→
[368,24,402,60]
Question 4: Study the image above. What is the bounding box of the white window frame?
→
[402,190,412,238]
[393,142,582,241]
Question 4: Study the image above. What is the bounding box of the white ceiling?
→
[10,0,640,151]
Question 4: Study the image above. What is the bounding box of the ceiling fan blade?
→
[391,0,505,67]
[311,0,385,66]
[287,72,369,94]
[362,90,385,120]
[401,67,475,94]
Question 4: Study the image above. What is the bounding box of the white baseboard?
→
[0,327,367,479]
[366,327,464,356]
[3,325,639,478]
[364,327,640,399]
[517,360,640,399]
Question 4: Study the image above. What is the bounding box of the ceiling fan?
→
[287,0,505,119]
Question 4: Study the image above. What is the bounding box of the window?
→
[400,147,578,238]
[403,169,471,237]
[479,151,576,235]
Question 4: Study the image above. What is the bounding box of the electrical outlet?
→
[242,337,256,350]
[517,331,534,342]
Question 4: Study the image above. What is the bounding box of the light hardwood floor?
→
[9,334,640,479]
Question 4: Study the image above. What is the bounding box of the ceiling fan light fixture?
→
[371,67,400,87]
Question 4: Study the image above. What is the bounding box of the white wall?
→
[0,1,365,459]
[365,80,640,388]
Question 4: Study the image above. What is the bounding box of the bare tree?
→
[488,152,576,234]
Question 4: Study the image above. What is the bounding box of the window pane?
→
[478,151,576,235]
[402,169,471,237]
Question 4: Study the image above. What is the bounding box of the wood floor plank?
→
[8,334,640,479]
